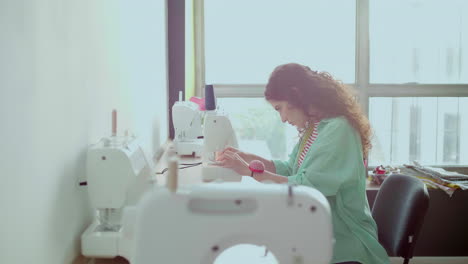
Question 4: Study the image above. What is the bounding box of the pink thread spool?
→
[249,160,265,177]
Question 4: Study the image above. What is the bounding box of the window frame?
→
[194,0,468,167]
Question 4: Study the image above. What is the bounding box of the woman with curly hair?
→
[216,63,389,264]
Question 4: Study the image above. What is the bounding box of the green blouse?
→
[273,117,389,264]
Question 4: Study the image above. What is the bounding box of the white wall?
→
[0,1,168,263]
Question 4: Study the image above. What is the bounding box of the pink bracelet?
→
[249,160,265,177]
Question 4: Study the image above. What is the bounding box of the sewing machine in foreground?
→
[132,177,333,264]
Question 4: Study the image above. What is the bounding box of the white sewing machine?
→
[201,112,242,182]
[172,92,204,157]
[81,132,154,260]
[131,177,334,264]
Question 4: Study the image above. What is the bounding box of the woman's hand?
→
[215,149,251,176]
[216,146,254,164]
[216,146,243,160]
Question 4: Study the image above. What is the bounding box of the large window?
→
[370,0,468,84]
[369,97,468,166]
[204,0,356,84]
[198,0,468,166]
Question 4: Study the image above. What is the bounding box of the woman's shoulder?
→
[318,116,352,131]
[316,116,361,149]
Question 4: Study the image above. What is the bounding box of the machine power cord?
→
[155,162,202,175]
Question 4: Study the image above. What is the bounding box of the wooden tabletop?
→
[73,255,129,264]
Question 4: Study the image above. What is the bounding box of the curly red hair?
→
[265,63,372,157]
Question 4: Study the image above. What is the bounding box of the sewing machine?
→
[131,177,334,264]
[81,133,154,260]
[201,112,241,182]
[172,92,204,157]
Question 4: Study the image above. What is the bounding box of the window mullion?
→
[194,0,205,97]
[213,84,265,98]
[369,84,468,97]
[356,0,370,115]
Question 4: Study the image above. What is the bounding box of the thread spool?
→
[205,84,216,111]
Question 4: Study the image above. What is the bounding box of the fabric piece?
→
[400,165,468,197]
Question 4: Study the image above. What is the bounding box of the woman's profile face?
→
[268,99,308,129]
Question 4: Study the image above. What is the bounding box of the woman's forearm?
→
[262,159,276,173]
[253,170,288,184]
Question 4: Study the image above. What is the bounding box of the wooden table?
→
[73,255,129,264]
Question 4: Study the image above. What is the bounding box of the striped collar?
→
[297,121,320,168]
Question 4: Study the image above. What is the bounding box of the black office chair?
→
[372,174,430,264]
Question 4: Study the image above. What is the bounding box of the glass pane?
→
[217,98,299,160]
[205,0,356,84]
[369,97,468,166]
[370,0,468,84]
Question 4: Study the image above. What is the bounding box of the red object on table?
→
[374,165,386,175]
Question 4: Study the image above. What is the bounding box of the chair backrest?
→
[372,174,429,259]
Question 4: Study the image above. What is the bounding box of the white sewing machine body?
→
[172,100,204,157]
[202,112,241,182]
[132,177,333,264]
[81,135,154,260]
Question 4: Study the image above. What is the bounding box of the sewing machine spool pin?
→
[288,185,294,206]
[112,110,117,137]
